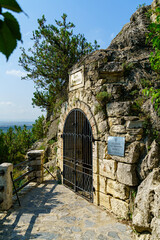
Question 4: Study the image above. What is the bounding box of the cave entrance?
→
[63,108,93,202]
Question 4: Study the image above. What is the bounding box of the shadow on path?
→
[0,180,61,240]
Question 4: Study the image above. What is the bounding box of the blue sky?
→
[0,0,153,121]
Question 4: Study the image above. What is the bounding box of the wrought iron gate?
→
[63,109,93,202]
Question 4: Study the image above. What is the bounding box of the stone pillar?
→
[0,163,13,210]
[27,150,44,184]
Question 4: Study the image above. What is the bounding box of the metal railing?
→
[10,160,37,206]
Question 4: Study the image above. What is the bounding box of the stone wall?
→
[56,4,160,239]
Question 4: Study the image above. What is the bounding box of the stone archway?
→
[57,100,99,204]
[63,108,93,201]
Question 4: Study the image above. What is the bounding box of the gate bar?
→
[43,166,55,179]
[10,172,21,206]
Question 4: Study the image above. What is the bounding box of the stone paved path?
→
[0,180,133,240]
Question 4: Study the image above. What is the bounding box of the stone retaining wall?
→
[57,53,146,219]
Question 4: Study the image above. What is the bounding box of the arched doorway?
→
[63,108,93,202]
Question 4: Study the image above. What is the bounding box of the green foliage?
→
[19,14,99,114]
[146,7,160,74]
[141,6,160,117]
[143,116,160,143]
[96,91,111,105]
[32,115,45,140]
[0,0,24,60]
[143,87,160,116]
[130,97,144,115]
[140,78,152,88]
[122,62,134,75]
[130,89,139,96]
[136,3,146,10]
[47,139,57,145]
[0,125,34,165]
[94,104,103,115]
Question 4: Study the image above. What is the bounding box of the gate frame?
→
[57,100,99,205]
[63,108,93,201]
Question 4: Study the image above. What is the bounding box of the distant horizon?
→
[0,120,35,124]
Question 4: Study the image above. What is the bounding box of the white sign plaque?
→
[69,66,84,91]
[108,136,125,157]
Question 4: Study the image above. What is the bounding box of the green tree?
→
[0,0,24,60]
[32,115,45,140]
[147,6,160,73]
[19,14,99,114]
[0,130,8,164]
[143,5,160,116]
[0,125,35,165]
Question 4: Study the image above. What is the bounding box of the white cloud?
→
[0,101,14,106]
[6,69,26,78]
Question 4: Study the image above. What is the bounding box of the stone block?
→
[98,142,105,161]
[110,198,129,219]
[93,173,99,192]
[110,125,126,134]
[126,120,143,129]
[100,159,117,180]
[126,133,143,142]
[107,101,131,117]
[117,162,138,186]
[93,190,99,206]
[98,120,108,134]
[112,141,140,164]
[99,175,107,194]
[0,163,13,210]
[27,150,44,159]
[99,192,111,210]
[106,179,130,200]
[127,128,143,135]
[108,117,122,128]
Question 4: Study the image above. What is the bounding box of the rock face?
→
[133,168,160,239]
[49,3,160,239]
[109,6,150,50]
[139,140,160,180]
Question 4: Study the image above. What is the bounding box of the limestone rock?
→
[108,117,122,128]
[132,168,160,233]
[117,162,138,186]
[107,101,131,117]
[46,117,59,141]
[142,99,160,130]
[151,217,160,240]
[99,175,107,194]
[113,141,140,164]
[106,179,130,200]
[100,159,117,180]
[109,6,150,50]
[126,120,143,129]
[99,192,111,210]
[98,120,108,134]
[133,233,151,240]
[110,198,129,219]
[110,125,126,134]
[139,140,160,180]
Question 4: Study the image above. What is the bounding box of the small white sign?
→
[69,66,84,91]
[108,136,125,157]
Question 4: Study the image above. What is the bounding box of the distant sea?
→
[0,121,34,133]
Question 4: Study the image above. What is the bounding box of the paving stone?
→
[108,231,120,239]
[0,180,133,240]
[85,219,95,227]
[98,234,108,240]
[82,230,96,239]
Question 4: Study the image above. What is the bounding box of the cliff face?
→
[74,5,159,130]
[49,4,160,239]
